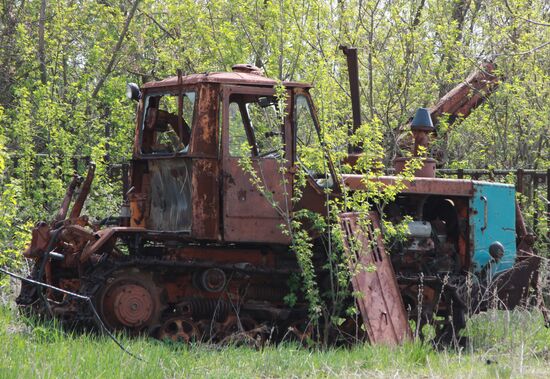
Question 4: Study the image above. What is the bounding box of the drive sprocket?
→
[96,268,162,333]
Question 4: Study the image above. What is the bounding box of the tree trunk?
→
[38,0,47,85]
[439,0,472,97]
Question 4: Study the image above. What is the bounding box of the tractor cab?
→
[127,65,336,244]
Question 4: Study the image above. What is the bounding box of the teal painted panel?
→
[470,182,516,276]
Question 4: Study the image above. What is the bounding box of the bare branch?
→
[493,41,550,57]
[137,7,176,40]
[91,0,141,99]
[504,0,550,27]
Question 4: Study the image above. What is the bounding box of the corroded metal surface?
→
[69,163,95,219]
[148,159,193,232]
[222,157,291,243]
[429,62,499,125]
[98,270,162,331]
[342,175,475,196]
[192,158,220,239]
[340,212,412,345]
[142,72,311,90]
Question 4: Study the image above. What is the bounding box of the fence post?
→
[457,169,464,179]
[122,163,130,203]
[516,169,524,204]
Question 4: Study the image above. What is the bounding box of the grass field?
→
[1,305,550,379]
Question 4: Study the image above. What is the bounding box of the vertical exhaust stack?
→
[340,46,362,155]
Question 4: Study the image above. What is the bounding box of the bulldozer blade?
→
[340,212,412,345]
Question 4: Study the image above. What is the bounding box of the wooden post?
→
[122,163,130,203]
[516,169,524,206]
[516,169,524,193]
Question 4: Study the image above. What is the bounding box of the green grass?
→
[1,306,550,378]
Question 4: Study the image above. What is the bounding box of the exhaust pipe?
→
[340,46,361,154]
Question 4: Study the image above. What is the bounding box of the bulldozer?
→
[15,50,539,346]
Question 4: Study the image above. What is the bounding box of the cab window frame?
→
[292,89,340,192]
[221,85,291,161]
[139,86,198,157]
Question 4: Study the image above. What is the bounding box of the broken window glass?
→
[295,95,329,186]
[141,91,196,154]
[228,94,284,158]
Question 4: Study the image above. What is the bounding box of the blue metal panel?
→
[470,182,516,276]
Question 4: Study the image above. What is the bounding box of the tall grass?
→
[1,306,550,378]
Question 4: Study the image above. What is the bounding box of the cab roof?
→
[141,71,312,90]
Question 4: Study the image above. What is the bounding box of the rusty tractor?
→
[16,50,539,346]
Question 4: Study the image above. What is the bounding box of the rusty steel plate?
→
[142,72,311,90]
[343,175,475,197]
[340,212,412,345]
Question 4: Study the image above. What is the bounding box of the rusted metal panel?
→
[192,158,220,240]
[190,84,218,158]
[340,212,412,345]
[222,157,291,244]
[429,62,499,124]
[188,84,221,240]
[343,175,475,196]
[295,178,330,216]
[148,159,193,232]
[129,192,148,228]
[142,72,311,90]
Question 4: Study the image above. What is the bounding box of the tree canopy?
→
[0,0,548,262]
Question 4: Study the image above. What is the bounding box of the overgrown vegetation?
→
[0,304,549,378]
